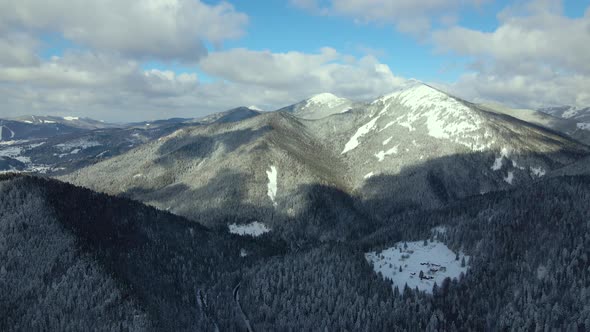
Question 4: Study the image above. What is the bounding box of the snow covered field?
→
[228,221,270,237]
[366,240,469,293]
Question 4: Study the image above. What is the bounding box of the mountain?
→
[61,83,590,239]
[0,121,190,175]
[193,106,261,124]
[10,115,119,130]
[479,103,590,145]
[278,93,355,120]
[308,83,588,213]
[0,118,84,141]
[538,106,590,131]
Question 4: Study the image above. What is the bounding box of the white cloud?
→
[0,48,407,121]
[0,33,40,67]
[0,0,248,61]
[291,0,488,35]
[433,0,590,108]
[200,48,406,100]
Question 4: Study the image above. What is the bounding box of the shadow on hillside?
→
[120,144,589,247]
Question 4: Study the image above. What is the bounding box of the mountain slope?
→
[538,106,590,126]
[478,103,590,145]
[0,174,275,331]
[62,83,590,234]
[307,83,588,212]
[61,112,351,232]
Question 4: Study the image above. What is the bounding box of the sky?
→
[0,0,588,121]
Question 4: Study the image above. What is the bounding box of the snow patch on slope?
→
[504,171,514,185]
[342,115,382,154]
[366,240,469,294]
[228,221,270,237]
[375,145,399,162]
[491,148,510,171]
[266,166,278,206]
[530,166,546,178]
[577,123,590,131]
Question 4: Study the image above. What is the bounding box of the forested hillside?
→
[3,169,590,330]
[0,174,279,331]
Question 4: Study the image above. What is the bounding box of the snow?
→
[133,173,143,178]
[382,137,393,145]
[63,116,79,121]
[376,84,486,151]
[305,93,348,108]
[375,145,399,162]
[266,166,278,206]
[228,221,270,237]
[577,122,590,130]
[364,172,374,179]
[563,108,580,119]
[530,166,546,178]
[22,120,33,124]
[42,120,56,124]
[342,115,382,154]
[0,126,15,140]
[366,240,469,294]
[240,249,248,257]
[491,148,510,171]
[248,105,263,112]
[504,171,514,185]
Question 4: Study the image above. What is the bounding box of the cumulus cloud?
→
[200,48,406,100]
[291,0,487,35]
[0,0,248,61]
[433,0,590,108]
[0,48,406,121]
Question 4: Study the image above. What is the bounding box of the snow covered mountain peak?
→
[341,82,488,153]
[305,92,349,108]
[279,92,353,120]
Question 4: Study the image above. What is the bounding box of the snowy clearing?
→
[365,240,469,294]
[577,123,590,131]
[382,137,393,145]
[504,171,514,185]
[530,166,546,178]
[266,166,278,206]
[63,116,79,121]
[375,145,399,162]
[491,147,510,171]
[364,172,374,179]
[229,221,270,237]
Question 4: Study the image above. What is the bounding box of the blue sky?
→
[1,0,588,121]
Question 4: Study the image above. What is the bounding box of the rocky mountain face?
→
[61,83,590,236]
